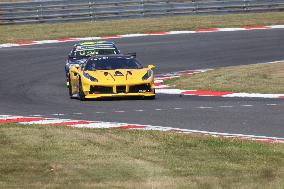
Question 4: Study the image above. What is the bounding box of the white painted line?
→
[219,106,233,108]
[143,126,175,131]
[197,106,213,109]
[168,31,196,34]
[95,112,105,114]
[0,115,13,118]
[173,108,183,110]
[154,79,164,83]
[19,119,71,125]
[217,28,246,32]
[224,93,284,98]
[0,116,24,119]
[2,25,283,49]
[0,43,20,48]
[34,40,60,44]
[241,105,253,107]
[265,60,284,64]
[155,85,169,89]
[118,34,149,38]
[270,25,284,29]
[156,89,185,94]
[155,62,284,99]
[135,110,144,112]
[75,37,103,41]
[51,113,65,116]
[2,115,284,143]
[74,122,125,128]
[115,111,126,113]
[266,104,278,106]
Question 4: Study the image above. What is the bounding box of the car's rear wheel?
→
[78,79,85,101]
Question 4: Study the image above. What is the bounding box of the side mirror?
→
[148,65,155,69]
[70,66,80,73]
[68,55,75,59]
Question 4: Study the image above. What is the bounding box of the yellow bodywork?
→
[69,67,155,99]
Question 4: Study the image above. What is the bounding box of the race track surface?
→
[0,29,284,137]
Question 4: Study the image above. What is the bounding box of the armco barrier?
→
[0,0,283,24]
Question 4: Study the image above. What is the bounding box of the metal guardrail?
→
[0,0,283,24]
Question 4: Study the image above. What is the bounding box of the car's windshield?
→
[84,57,143,70]
[71,48,118,58]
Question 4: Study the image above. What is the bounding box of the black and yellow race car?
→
[68,55,155,100]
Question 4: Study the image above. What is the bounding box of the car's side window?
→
[70,47,77,57]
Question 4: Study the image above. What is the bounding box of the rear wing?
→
[127,52,137,58]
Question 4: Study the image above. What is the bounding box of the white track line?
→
[1,115,283,144]
[155,61,284,99]
[1,25,284,49]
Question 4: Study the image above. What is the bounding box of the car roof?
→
[75,41,117,49]
[90,54,134,60]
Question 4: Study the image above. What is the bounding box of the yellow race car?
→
[68,55,155,100]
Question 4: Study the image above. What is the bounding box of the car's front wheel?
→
[145,95,155,100]
[78,79,85,101]
[68,77,74,99]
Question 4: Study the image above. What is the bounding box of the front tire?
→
[145,89,155,100]
[68,77,74,99]
[78,79,85,101]
[145,95,155,100]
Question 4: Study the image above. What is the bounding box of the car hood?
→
[85,69,150,83]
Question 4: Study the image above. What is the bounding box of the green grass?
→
[165,62,284,94]
[0,12,284,43]
[0,123,284,189]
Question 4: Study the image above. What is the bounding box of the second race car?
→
[65,41,120,87]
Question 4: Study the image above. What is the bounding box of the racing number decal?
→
[78,50,97,56]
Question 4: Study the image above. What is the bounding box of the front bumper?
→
[84,92,155,99]
[82,81,155,99]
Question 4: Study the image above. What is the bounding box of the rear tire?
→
[78,79,85,101]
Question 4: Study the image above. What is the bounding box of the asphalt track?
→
[0,29,284,138]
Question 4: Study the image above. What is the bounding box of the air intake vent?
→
[115,71,123,76]
[116,86,126,93]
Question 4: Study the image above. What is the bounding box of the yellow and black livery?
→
[69,55,155,100]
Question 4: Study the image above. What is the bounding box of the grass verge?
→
[0,123,284,189]
[0,12,284,43]
[164,62,284,94]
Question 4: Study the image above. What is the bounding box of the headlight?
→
[142,70,153,80]
[83,72,98,82]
